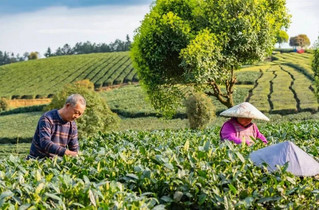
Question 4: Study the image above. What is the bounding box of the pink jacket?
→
[220,118,267,145]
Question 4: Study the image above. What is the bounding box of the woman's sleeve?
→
[220,122,243,144]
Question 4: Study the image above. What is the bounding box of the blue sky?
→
[0,0,152,13]
[0,0,318,56]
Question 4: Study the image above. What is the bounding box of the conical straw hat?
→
[220,102,269,121]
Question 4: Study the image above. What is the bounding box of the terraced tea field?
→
[238,52,318,113]
[0,52,137,99]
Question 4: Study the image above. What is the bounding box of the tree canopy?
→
[131,0,290,115]
[313,37,319,99]
[289,34,311,49]
[276,30,289,48]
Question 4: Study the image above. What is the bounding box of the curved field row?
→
[0,52,138,99]
[247,62,318,113]
[280,65,318,111]
[247,66,273,112]
[270,66,297,112]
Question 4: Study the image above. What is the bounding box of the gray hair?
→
[65,94,86,107]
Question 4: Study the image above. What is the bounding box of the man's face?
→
[64,103,86,122]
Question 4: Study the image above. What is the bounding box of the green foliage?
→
[1,122,319,208]
[311,37,319,100]
[185,92,215,129]
[131,0,291,112]
[276,30,289,48]
[28,52,39,60]
[0,98,9,112]
[74,79,94,90]
[313,42,319,99]
[46,81,120,138]
[289,34,311,49]
[0,112,41,143]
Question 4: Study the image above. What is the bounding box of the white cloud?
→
[0,5,150,56]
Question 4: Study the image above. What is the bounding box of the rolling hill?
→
[0,51,137,99]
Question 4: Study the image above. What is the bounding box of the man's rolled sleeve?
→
[68,124,79,152]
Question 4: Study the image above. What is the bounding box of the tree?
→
[61,44,73,55]
[125,34,131,51]
[289,34,311,49]
[313,36,319,99]
[23,52,29,60]
[131,0,290,115]
[44,47,52,57]
[276,30,289,48]
[28,52,39,60]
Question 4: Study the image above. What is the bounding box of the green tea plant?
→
[0,122,318,208]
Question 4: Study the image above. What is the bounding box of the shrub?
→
[74,79,94,90]
[185,92,216,129]
[313,44,319,100]
[21,95,35,99]
[35,94,47,99]
[0,98,9,111]
[11,95,21,99]
[46,80,120,138]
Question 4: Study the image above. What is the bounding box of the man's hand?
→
[65,149,78,157]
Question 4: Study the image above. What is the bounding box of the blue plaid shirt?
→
[28,109,79,159]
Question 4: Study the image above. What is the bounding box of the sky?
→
[0,0,318,56]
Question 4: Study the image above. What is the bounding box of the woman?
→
[220,102,269,145]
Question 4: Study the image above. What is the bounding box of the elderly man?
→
[27,94,86,159]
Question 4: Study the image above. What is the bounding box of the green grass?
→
[0,143,30,158]
[101,84,158,117]
[0,112,41,143]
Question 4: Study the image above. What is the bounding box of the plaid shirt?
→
[28,109,79,159]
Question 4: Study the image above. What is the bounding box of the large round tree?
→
[131,0,290,115]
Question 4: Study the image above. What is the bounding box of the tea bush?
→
[185,92,216,129]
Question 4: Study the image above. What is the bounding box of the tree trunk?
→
[205,68,236,108]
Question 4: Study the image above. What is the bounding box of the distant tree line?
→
[0,51,26,66]
[45,35,131,57]
[0,35,131,66]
